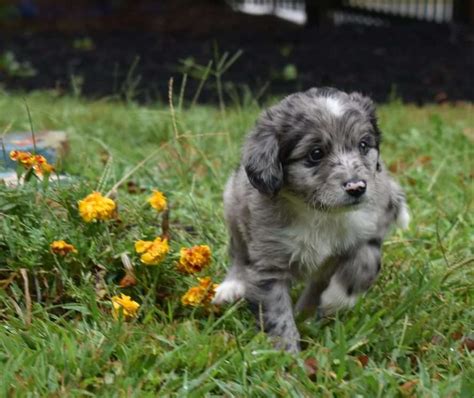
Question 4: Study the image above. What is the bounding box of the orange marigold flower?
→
[111,294,140,319]
[181,277,219,307]
[10,150,33,165]
[32,155,55,174]
[135,237,169,265]
[10,150,55,174]
[38,162,55,174]
[78,192,116,222]
[50,240,78,256]
[148,190,167,212]
[176,245,212,274]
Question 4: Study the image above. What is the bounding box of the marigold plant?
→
[181,277,219,307]
[50,240,77,256]
[148,190,167,212]
[78,192,116,222]
[176,245,212,274]
[10,150,55,175]
[135,237,169,265]
[111,294,140,319]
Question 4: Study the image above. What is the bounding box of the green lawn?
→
[0,91,472,397]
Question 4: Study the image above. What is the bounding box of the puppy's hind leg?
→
[319,240,382,316]
[294,279,328,320]
[295,261,335,319]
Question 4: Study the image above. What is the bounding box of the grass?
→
[0,90,472,397]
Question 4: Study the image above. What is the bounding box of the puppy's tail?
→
[391,183,410,230]
[396,201,410,230]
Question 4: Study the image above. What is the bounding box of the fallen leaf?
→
[119,274,137,288]
[407,176,417,186]
[415,155,432,166]
[460,337,474,352]
[389,160,409,173]
[451,331,463,341]
[357,354,369,367]
[304,357,318,380]
[400,380,418,396]
[126,181,146,194]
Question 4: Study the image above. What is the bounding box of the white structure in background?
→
[228,0,307,25]
[226,0,453,24]
[347,0,453,23]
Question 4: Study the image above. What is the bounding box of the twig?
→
[191,60,213,107]
[161,207,170,241]
[178,132,228,139]
[1,121,13,166]
[427,158,446,192]
[8,297,23,320]
[435,219,450,268]
[20,268,32,326]
[178,73,187,112]
[168,78,179,140]
[0,271,17,288]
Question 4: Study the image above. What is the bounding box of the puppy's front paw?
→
[212,280,246,305]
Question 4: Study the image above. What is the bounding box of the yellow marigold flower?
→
[111,294,140,319]
[50,240,78,256]
[135,240,154,254]
[135,237,169,265]
[78,192,116,222]
[176,245,212,274]
[181,277,219,307]
[148,190,167,212]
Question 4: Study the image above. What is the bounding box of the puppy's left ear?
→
[243,114,283,196]
[350,93,381,148]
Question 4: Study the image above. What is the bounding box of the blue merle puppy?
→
[212,87,410,352]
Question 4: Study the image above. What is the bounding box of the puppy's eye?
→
[308,147,324,163]
[359,140,369,155]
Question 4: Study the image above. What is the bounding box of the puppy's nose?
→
[343,179,366,197]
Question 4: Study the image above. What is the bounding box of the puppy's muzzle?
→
[343,179,367,198]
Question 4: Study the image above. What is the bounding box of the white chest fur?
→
[283,206,378,272]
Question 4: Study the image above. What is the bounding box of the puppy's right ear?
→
[243,119,283,196]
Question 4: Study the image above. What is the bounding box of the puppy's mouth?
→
[345,196,364,206]
[310,196,364,212]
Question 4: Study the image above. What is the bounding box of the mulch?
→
[1,2,473,104]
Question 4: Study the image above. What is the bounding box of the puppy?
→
[213,87,409,352]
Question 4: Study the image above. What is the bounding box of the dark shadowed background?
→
[0,0,473,104]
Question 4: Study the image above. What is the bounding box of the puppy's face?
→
[244,88,381,210]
